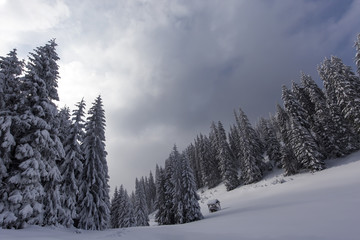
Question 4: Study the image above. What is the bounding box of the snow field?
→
[1,151,360,240]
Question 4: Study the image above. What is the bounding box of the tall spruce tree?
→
[318,57,359,154]
[6,40,64,228]
[216,121,239,191]
[301,73,343,159]
[276,104,298,176]
[110,187,120,228]
[0,49,24,228]
[282,85,325,171]
[154,166,167,225]
[355,33,360,76]
[235,108,263,184]
[59,99,85,227]
[134,178,149,226]
[179,152,203,223]
[78,95,110,230]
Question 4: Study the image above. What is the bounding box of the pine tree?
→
[147,171,156,213]
[301,73,343,159]
[179,153,203,223]
[0,49,24,228]
[355,33,360,77]
[216,121,239,191]
[154,166,167,225]
[234,108,263,184]
[134,178,149,226]
[318,57,359,154]
[59,100,85,227]
[110,187,120,228]
[276,104,298,176]
[78,96,110,230]
[169,145,184,224]
[6,40,64,228]
[282,86,325,171]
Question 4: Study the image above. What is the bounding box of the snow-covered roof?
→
[207,199,219,205]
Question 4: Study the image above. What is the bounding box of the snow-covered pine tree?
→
[154,165,167,225]
[179,152,203,223]
[0,49,24,228]
[318,57,359,154]
[228,124,242,170]
[110,187,119,228]
[169,145,184,224]
[355,33,360,77]
[6,40,65,228]
[234,108,263,184]
[116,185,126,228]
[118,188,134,228]
[282,86,325,172]
[184,143,202,189]
[275,104,298,176]
[301,73,343,159]
[147,171,156,213]
[257,117,282,168]
[78,95,110,230]
[324,56,360,134]
[59,100,85,227]
[216,121,239,191]
[134,178,149,226]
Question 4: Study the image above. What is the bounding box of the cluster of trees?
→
[110,146,203,227]
[111,33,360,227]
[110,174,156,228]
[0,40,110,230]
[183,34,360,190]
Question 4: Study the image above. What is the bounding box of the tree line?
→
[0,40,110,230]
[111,33,360,227]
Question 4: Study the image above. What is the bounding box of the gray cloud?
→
[1,0,359,191]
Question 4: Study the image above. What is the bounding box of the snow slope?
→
[2,152,360,240]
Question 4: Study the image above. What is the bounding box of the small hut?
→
[207,199,221,212]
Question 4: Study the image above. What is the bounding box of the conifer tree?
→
[78,95,110,230]
[282,86,325,171]
[235,108,263,184]
[179,152,203,223]
[318,58,359,153]
[154,166,167,225]
[59,99,85,227]
[134,178,149,226]
[110,187,120,228]
[355,33,360,76]
[0,49,24,228]
[6,40,64,228]
[216,121,239,191]
[301,73,343,158]
[276,104,298,176]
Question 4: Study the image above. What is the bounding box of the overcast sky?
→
[1,0,359,192]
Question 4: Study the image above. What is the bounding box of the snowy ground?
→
[2,152,360,240]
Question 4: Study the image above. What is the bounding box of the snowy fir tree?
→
[178,152,203,223]
[276,104,299,176]
[301,73,343,159]
[215,121,239,191]
[78,95,110,230]
[134,178,149,226]
[234,108,263,184]
[355,33,360,76]
[318,57,359,154]
[282,85,325,171]
[110,187,120,228]
[59,100,86,227]
[5,40,65,228]
[154,165,167,225]
[0,49,24,228]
